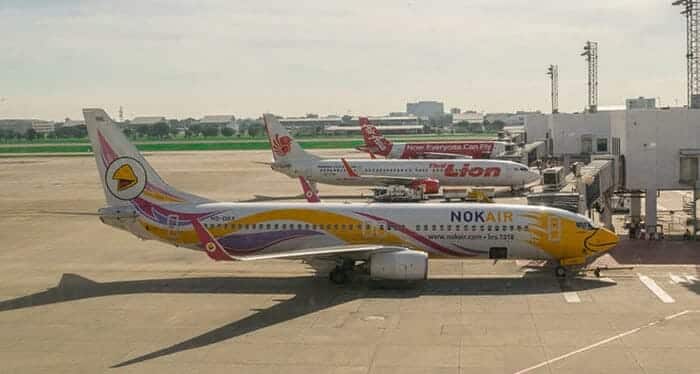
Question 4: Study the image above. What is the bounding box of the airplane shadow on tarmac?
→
[0,272,614,368]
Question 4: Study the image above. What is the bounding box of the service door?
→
[548,216,561,242]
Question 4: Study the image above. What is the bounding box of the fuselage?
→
[365,141,508,159]
[102,201,618,263]
[273,159,540,187]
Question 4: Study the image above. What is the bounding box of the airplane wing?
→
[235,244,404,261]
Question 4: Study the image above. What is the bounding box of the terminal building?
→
[525,108,700,237]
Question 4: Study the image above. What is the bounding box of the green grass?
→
[0,133,499,154]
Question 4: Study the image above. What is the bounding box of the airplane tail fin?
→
[262,114,320,164]
[84,108,210,207]
[359,117,392,157]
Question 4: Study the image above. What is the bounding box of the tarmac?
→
[1,150,699,374]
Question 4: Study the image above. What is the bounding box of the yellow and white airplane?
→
[85,108,619,282]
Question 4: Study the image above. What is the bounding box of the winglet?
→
[341,158,359,177]
[190,219,238,261]
[299,177,320,202]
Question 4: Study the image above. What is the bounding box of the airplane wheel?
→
[555,266,567,278]
[329,269,348,284]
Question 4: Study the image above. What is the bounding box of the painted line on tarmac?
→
[562,291,581,303]
[638,274,675,303]
[513,310,696,374]
[669,273,688,284]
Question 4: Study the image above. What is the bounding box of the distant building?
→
[125,116,168,129]
[626,96,656,110]
[199,115,238,134]
[280,117,343,136]
[325,125,422,136]
[485,111,541,126]
[62,119,85,127]
[358,116,419,126]
[0,120,35,133]
[452,111,484,124]
[406,101,444,118]
[31,121,60,134]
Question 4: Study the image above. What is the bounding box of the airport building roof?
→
[130,116,167,125]
[200,115,235,124]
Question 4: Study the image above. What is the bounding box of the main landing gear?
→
[329,259,357,284]
[555,266,567,278]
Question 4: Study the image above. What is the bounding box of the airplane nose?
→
[586,228,620,253]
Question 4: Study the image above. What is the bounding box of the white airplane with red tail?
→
[263,114,540,194]
[357,117,508,159]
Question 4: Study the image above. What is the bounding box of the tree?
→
[188,124,202,137]
[135,125,149,138]
[201,125,219,137]
[221,127,235,137]
[24,128,38,141]
[247,123,264,137]
[148,122,171,139]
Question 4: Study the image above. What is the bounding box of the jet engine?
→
[410,178,440,194]
[369,249,428,280]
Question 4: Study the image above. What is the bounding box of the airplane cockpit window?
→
[576,222,595,230]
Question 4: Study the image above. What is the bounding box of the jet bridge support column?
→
[601,192,613,230]
[630,192,642,226]
[645,187,658,235]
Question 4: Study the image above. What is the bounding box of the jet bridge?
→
[527,155,619,228]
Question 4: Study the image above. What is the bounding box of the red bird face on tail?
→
[272,134,292,157]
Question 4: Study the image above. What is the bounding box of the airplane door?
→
[167,215,179,241]
[548,216,561,242]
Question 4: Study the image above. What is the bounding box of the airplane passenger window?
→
[472,225,477,231]
[480,226,484,231]
[502,225,507,231]
[516,225,522,231]
[432,225,437,231]
[416,225,421,231]
[282,224,287,229]
[274,224,279,229]
[495,226,499,231]
[305,224,310,230]
[455,225,460,231]
[379,225,384,231]
[447,225,452,231]
[245,224,250,229]
[424,225,429,231]
[334,224,338,230]
[487,225,492,231]
[440,225,444,231]
[524,225,529,230]
[510,225,514,231]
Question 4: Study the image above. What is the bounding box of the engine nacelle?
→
[410,178,440,194]
[369,249,428,280]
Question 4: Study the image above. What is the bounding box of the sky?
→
[0,0,689,121]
